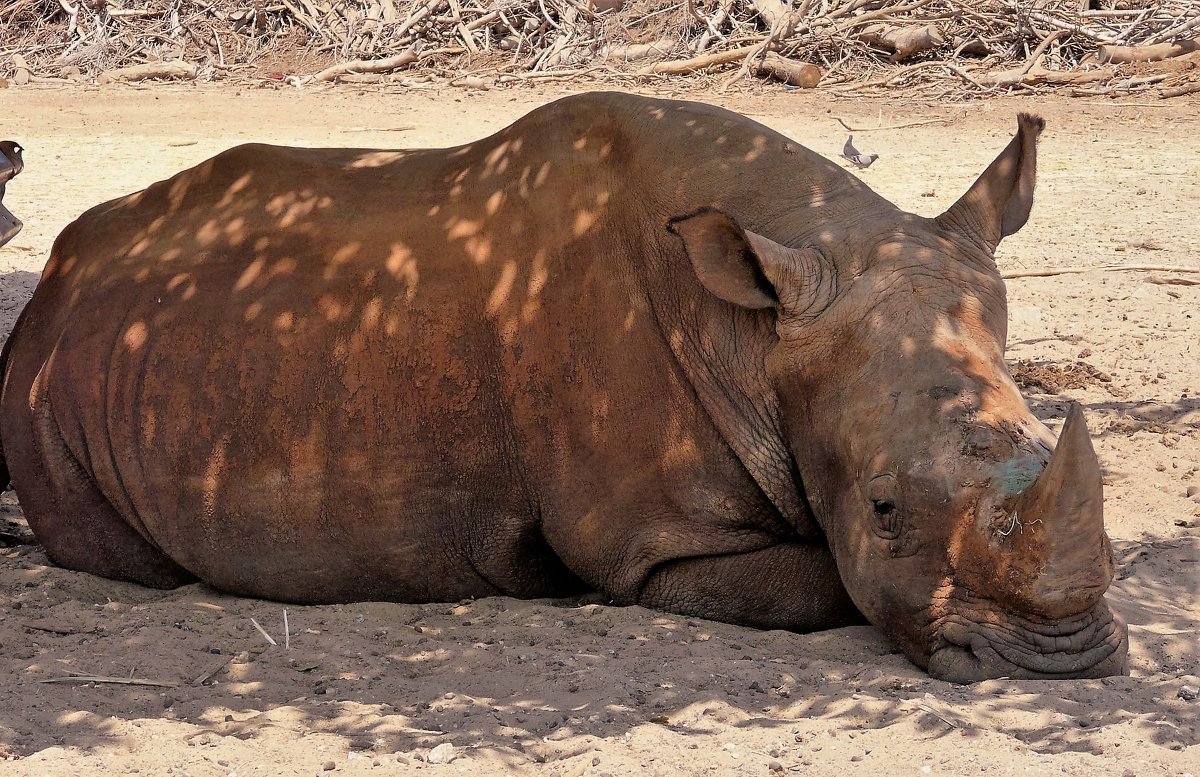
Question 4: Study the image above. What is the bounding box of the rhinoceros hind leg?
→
[637,542,864,632]
[34,489,198,590]
[19,400,196,589]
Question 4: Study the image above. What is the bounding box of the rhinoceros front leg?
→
[637,543,864,632]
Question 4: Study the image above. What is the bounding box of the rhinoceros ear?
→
[936,113,1044,249]
[668,208,778,309]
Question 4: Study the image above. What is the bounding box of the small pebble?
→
[768,760,784,773]
[427,743,457,764]
[1178,685,1198,701]
[322,761,335,771]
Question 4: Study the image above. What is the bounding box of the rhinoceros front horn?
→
[1012,403,1113,619]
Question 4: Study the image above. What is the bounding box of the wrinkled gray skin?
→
[0,93,1126,682]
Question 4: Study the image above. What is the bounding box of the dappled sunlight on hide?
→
[346,151,409,169]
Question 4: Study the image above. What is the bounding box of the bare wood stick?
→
[1003,265,1200,279]
[496,66,601,81]
[450,75,490,89]
[343,125,417,132]
[599,37,677,63]
[446,0,479,54]
[747,0,795,35]
[694,0,734,53]
[465,9,500,30]
[212,28,224,67]
[1098,39,1200,64]
[1018,29,1067,77]
[1146,13,1200,45]
[309,41,425,82]
[278,0,321,34]
[394,0,447,39]
[249,617,278,646]
[916,703,963,729]
[858,22,944,63]
[283,608,290,650]
[22,621,94,635]
[41,675,179,688]
[973,65,1117,88]
[943,63,994,91]
[834,0,934,32]
[106,7,167,17]
[1147,276,1200,286]
[841,60,945,90]
[191,655,234,686]
[720,0,810,89]
[754,51,820,87]
[1024,9,1119,43]
[1161,81,1200,98]
[641,44,759,75]
[833,115,959,132]
[97,60,198,83]
[1070,73,1170,95]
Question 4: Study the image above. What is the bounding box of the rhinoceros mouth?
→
[926,602,1127,682]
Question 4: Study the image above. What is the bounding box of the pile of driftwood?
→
[2,0,1200,96]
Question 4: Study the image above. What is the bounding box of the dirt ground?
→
[0,83,1197,777]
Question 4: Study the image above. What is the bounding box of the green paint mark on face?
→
[995,457,1043,496]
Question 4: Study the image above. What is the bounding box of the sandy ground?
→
[0,83,1197,776]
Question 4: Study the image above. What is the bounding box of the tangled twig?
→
[0,0,1195,97]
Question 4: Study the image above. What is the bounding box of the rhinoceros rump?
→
[0,93,1127,681]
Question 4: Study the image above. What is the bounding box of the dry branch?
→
[40,675,179,688]
[97,61,198,83]
[599,37,677,63]
[748,0,796,37]
[641,44,759,75]
[309,42,425,82]
[858,23,944,62]
[1003,265,1200,279]
[754,51,820,86]
[973,65,1117,88]
[1147,276,1200,286]
[1161,81,1200,97]
[3,0,1198,96]
[1098,38,1200,63]
[833,115,959,132]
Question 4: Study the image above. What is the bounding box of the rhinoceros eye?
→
[873,500,902,540]
[867,474,903,540]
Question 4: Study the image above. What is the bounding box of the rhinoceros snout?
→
[926,604,1128,683]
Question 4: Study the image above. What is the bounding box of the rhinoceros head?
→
[670,115,1127,681]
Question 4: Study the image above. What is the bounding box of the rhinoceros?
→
[0,92,1127,682]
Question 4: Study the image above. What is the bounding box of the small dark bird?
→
[841,135,878,169]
